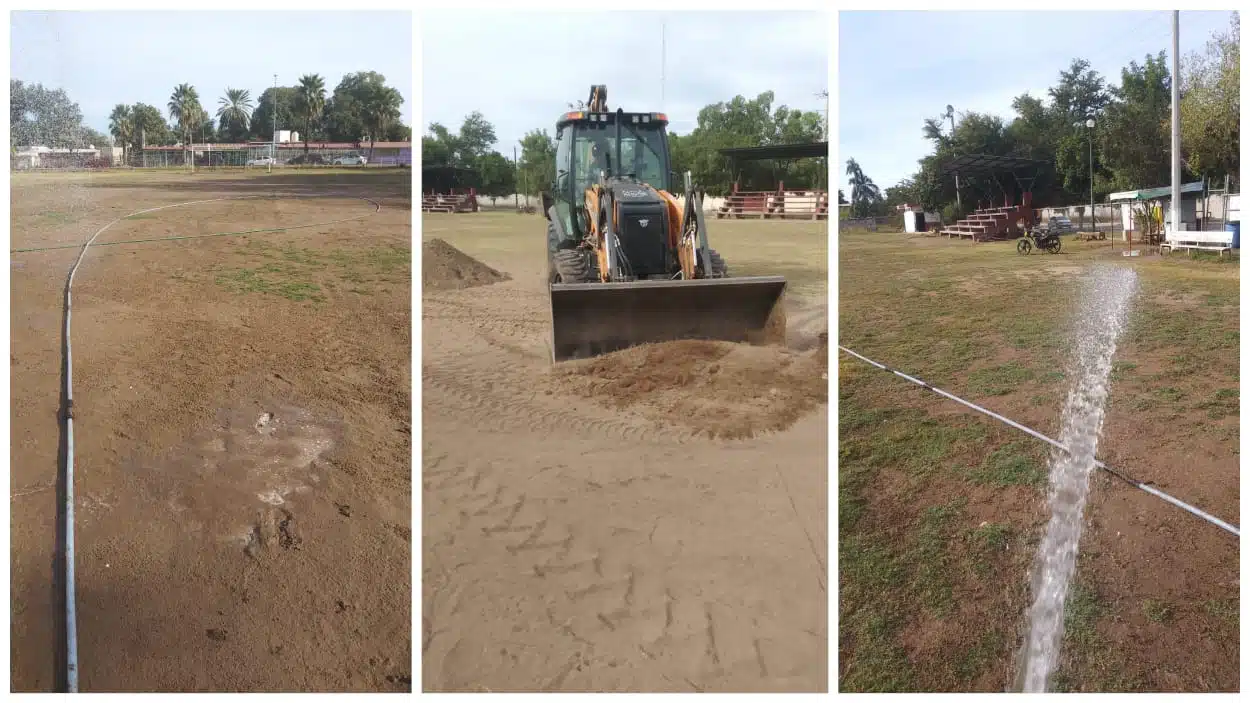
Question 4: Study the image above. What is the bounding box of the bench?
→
[1160,230,1235,257]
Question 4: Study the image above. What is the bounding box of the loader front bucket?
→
[549,276,787,362]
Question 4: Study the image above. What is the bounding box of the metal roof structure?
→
[939,153,1048,176]
[1108,181,1205,202]
[718,141,828,161]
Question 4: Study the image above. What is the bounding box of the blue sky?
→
[11,10,412,137]
[423,11,828,152]
[838,10,1236,197]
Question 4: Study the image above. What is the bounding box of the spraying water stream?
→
[1019,265,1139,692]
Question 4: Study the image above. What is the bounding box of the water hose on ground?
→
[53,192,382,691]
[838,345,1239,538]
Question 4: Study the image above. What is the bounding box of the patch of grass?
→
[38,210,82,224]
[967,443,1046,488]
[1152,386,1186,402]
[1110,361,1137,381]
[1202,598,1238,628]
[1142,599,1174,624]
[967,362,1036,396]
[217,242,410,301]
[967,522,1011,577]
[214,267,324,302]
[839,610,916,692]
[911,499,964,617]
[1196,388,1238,420]
[955,628,1005,684]
[841,537,905,594]
[1063,582,1106,650]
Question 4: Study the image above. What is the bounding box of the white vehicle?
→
[246,156,275,167]
[332,153,367,166]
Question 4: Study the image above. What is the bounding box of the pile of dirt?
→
[551,338,828,439]
[423,238,510,291]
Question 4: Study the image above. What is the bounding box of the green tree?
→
[167,83,203,163]
[296,74,326,155]
[845,157,883,218]
[131,102,172,148]
[80,126,111,149]
[1097,52,1172,192]
[10,80,85,148]
[1180,12,1239,189]
[454,111,497,166]
[422,122,458,167]
[216,88,254,143]
[108,103,134,161]
[385,122,412,141]
[518,129,555,197]
[250,86,299,141]
[477,151,517,203]
[361,83,402,160]
[323,72,393,143]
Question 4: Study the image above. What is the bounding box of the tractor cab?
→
[549,85,672,241]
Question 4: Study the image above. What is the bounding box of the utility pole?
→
[661,22,666,113]
[1089,124,1095,233]
[270,73,277,174]
[514,145,519,211]
[947,106,961,211]
[815,90,829,141]
[1170,11,1181,236]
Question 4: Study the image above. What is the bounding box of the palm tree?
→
[845,158,883,218]
[361,85,402,161]
[295,74,326,156]
[168,83,202,163]
[216,88,254,142]
[108,104,134,163]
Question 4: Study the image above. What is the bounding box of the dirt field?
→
[9,169,412,691]
[838,229,1238,692]
[422,212,828,692]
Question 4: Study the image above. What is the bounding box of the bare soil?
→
[422,237,510,291]
[422,212,828,692]
[552,339,828,440]
[9,170,412,692]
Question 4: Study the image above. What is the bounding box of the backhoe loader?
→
[542,85,787,362]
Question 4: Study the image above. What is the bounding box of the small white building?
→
[897,203,940,233]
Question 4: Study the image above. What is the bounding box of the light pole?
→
[947,105,961,211]
[1075,118,1095,233]
[270,73,277,174]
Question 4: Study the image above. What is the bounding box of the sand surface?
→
[422,234,828,691]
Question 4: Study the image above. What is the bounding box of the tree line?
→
[422,90,827,200]
[845,13,1239,220]
[12,72,409,162]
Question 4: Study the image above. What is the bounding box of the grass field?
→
[838,229,1239,692]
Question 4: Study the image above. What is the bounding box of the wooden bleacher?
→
[939,202,1033,242]
[715,182,828,220]
[421,188,479,214]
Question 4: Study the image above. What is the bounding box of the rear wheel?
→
[1045,238,1062,254]
[707,248,729,277]
[550,249,593,283]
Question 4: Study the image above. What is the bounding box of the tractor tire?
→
[550,249,593,283]
[707,248,729,277]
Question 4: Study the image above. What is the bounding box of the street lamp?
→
[1075,118,1095,234]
